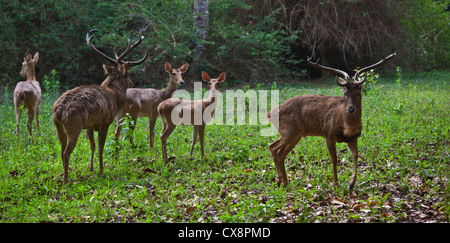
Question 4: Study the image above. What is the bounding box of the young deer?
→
[158,71,226,162]
[114,62,189,148]
[14,51,41,147]
[52,29,149,184]
[268,52,396,189]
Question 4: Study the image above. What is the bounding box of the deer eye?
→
[172,72,176,76]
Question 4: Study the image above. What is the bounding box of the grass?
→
[0,71,448,223]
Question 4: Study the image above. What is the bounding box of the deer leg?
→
[189,125,199,157]
[15,107,21,148]
[86,129,96,172]
[148,114,157,149]
[27,108,34,137]
[128,116,137,147]
[54,121,67,166]
[199,125,205,158]
[277,136,301,186]
[62,129,82,184]
[97,127,109,174]
[160,123,176,162]
[347,139,358,190]
[160,117,167,161]
[326,139,338,187]
[269,135,301,186]
[269,138,285,186]
[114,115,123,141]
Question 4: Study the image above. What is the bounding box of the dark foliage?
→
[0,0,448,91]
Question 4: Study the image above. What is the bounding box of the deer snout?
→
[178,80,185,86]
[347,106,355,113]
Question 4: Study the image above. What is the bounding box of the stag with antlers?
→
[52,29,149,184]
[268,52,396,189]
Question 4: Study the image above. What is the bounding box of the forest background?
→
[0,0,448,90]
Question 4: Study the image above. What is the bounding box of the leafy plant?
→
[43,69,60,99]
[395,66,402,88]
[356,68,380,94]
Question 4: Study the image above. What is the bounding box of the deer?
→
[158,71,226,162]
[268,52,396,190]
[14,51,41,148]
[52,29,149,184]
[114,62,189,148]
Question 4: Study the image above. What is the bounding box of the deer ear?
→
[103,64,113,74]
[179,63,189,73]
[25,53,32,61]
[218,72,226,83]
[165,62,172,73]
[32,52,39,64]
[337,77,348,87]
[202,71,211,83]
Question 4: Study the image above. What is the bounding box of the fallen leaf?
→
[419,187,428,192]
[409,173,422,187]
[185,206,197,214]
[352,203,367,209]
[330,198,347,205]
[243,168,252,173]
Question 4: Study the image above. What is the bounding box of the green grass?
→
[0,71,449,222]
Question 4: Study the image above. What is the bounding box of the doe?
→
[114,62,189,148]
[14,51,41,147]
[158,71,226,162]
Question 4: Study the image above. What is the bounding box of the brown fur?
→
[14,52,41,147]
[268,84,362,189]
[157,72,226,162]
[268,53,395,189]
[114,62,189,148]
[52,30,148,184]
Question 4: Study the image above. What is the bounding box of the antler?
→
[122,49,150,68]
[116,36,145,63]
[307,57,350,86]
[354,52,397,84]
[113,38,149,67]
[87,29,149,67]
[86,29,118,65]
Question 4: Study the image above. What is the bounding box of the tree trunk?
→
[193,0,209,62]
